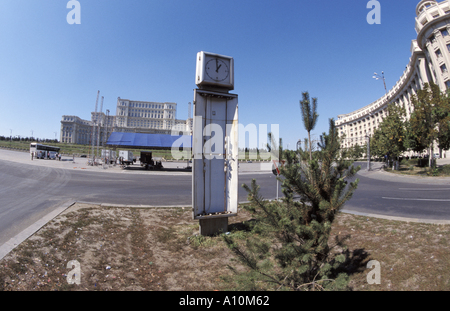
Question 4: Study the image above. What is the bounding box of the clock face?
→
[205,58,230,82]
[196,51,234,90]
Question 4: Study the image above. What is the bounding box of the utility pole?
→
[104,109,110,148]
[92,90,100,163]
[97,96,104,158]
[366,135,371,171]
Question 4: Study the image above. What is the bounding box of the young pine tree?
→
[223,118,360,291]
[300,92,319,161]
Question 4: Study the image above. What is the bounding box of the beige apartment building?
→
[60,98,193,145]
[336,0,450,157]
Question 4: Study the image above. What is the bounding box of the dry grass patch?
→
[1,202,450,291]
[332,213,450,291]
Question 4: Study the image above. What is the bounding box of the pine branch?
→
[296,278,335,291]
[226,93,358,291]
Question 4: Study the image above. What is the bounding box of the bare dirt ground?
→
[1,202,450,291]
[0,203,247,291]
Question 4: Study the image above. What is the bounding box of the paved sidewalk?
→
[0,148,273,175]
[0,148,193,174]
[356,161,450,185]
[1,148,449,261]
[3,148,449,181]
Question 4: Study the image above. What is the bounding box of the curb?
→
[76,201,193,209]
[2,198,450,262]
[342,209,450,225]
[0,200,76,261]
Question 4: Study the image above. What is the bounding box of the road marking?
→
[383,197,450,202]
[398,188,450,191]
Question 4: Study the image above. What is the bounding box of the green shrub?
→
[224,119,360,291]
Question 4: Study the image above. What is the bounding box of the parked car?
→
[434,153,441,159]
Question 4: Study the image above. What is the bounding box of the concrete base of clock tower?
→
[199,218,228,236]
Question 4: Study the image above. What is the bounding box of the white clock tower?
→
[192,51,239,236]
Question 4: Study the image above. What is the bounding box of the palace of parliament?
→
[336,0,450,156]
[62,1,450,153]
[60,97,193,145]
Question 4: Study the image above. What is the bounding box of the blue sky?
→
[0,0,419,149]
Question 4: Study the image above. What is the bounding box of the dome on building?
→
[336,0,450,157]
[416,0,438,16]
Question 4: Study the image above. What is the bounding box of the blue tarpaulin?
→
[106,132,192,149]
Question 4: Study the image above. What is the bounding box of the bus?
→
[30,143,61,159]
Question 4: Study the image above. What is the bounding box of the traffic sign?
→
[272,160,285,175]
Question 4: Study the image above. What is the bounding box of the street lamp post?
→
[373,71,387,95]
[372,71,389,169]
[365,134,371,171]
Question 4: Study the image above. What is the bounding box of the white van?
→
[49,151,58,160]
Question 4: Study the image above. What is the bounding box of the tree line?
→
[221,84,450,290]
[0,136,58,143]
[369,82,450,165]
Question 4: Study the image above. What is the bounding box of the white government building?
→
[336,0,450,157]
[60,97,193,145]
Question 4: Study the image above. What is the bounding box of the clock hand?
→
[216,64,222,72]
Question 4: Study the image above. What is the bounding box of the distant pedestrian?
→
[31,152,33,161]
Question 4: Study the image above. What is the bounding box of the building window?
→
[441,28,449,37]
[441,64,448,73]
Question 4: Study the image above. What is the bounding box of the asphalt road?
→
[0,157,280,246]
[344,163,450,221]
[2,152,450,249]
[0,160,73,246]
